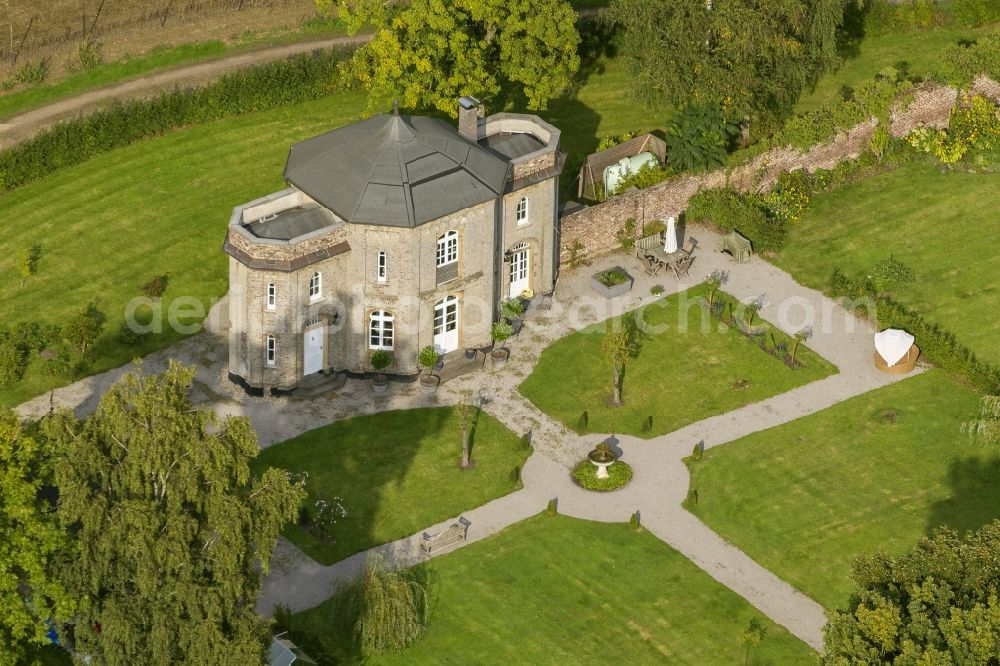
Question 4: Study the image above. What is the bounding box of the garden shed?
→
[577,133,667,200]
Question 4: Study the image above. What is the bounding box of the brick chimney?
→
[458,96,482,140]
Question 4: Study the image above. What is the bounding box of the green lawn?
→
[251,407,529,565]
[520,285,836,437]
[287,514,815,664]
[773,162,1000,364]
[796,20,997,114]
[687,371,998,610]
[0,49,666,409]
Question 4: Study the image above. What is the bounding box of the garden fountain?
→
[588,440,618,479]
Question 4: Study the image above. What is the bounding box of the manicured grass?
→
[0,91,367,409]
[252,407,529,565]
[796,21,996,114]
[520,285,836,438]
[288,514,815,664]
[686,371,997,610]
[773,162,1000,364]
[0,50,666,408]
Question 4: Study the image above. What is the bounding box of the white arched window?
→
[369,310,394,350]
[308,272,322,302]
[516,197,528,225]
[266,283,276,310]
[436,231,458,267]
[377,251,387,283]
[265,335,276,367]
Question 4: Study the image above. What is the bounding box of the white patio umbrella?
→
[874,328,915,367]
[664,215,678,253]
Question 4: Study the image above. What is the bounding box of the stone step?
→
[296,371,347,398]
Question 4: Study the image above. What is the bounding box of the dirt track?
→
[0,34,368,149]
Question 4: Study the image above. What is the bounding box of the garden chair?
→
[644,256,662,277]
[679,237,698,258]
[671,256,693,279]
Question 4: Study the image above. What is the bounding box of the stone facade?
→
[226,110,562,394]
[559,77,1000,264]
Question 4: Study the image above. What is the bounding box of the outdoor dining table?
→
[645,246,686,268]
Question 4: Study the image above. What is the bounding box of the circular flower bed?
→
[571,459,633,492]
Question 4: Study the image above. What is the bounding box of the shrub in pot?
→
[491,320,514,366]
[370,350,392,393]
[499,297,526,333]
[418,345,441,392]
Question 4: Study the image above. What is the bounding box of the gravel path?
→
[17,224,922,652]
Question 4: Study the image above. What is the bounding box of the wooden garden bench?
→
[420,517,471,555]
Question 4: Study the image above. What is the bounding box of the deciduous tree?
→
[0,412,73,665]
[822,521,1000,664]
[324,0,581,115]
[44,362,306,664]
[602,315,642,406]
[609,0,843,129]
[61,302,105,356]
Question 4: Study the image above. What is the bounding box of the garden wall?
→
[558,76,1000,264]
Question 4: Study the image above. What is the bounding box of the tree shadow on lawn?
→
[254,407,462,565]
[925,455,1000,538]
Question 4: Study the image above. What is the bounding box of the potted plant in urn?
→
[370,350,392,393]
[499,297,526,334]
[418,345,441,394]
[490,320,513,368]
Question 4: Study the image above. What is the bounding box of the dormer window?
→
[308,272,322,302]
[377,251,387,283]
[266,283,276,310]
[516,197,528,225]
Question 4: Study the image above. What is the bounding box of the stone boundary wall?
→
[558,76,1000,264]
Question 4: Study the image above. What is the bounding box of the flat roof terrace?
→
[245,203,339,241]
[480,132,546,161]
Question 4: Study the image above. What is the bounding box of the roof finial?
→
[392,99,400,116]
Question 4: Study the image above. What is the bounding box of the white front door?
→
[509,246,530,298]
[433,296,459,353]
[303,325,324,376]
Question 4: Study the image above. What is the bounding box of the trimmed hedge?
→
[830,269,1000,394]
[0,45,357,192]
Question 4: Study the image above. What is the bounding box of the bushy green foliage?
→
[45,363,305,663]
[141,274,169,300]
[613,163,673,194]
[0,413,73,662]
[0,342,24,388]
[347,554,427,655]
[597,130,638,151]
[491,321,514,345]
[333,0,581,115]
[865,256,915,295]
[609,0,843,128]
[938,31,1000,86]
[13,58,50,85]
[822,521,1000,664]
[862,0,940,36]
[686,188,786,252]
[0,46,355,193]
[664,102,738,171]
[641,219,666,236]
[62,303,105,355]
[370,349,393,372]
[571,459,633,491]
[417,346,439,373]
[907,93,1000,165]
[830,269,1000,393]
[951,0,1000,27]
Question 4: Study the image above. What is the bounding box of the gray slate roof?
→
[284,113,511,228]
